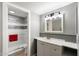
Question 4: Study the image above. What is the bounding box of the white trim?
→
[2,2,8,56]
[27,11,31,56]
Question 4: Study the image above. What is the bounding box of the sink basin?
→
[41,37,47,39]
[48,38,65,43]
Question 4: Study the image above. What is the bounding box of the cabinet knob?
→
[54,49,56,51]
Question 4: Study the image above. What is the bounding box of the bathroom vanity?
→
[36,37,77,56]
[37,2,78,56]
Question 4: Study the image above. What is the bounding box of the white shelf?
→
[8,44,27,55]
[8,23,28,26]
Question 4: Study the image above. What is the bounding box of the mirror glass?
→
[45,14,63,33]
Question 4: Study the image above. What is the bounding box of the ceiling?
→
[8,4,28,18]
[11,2,72,15]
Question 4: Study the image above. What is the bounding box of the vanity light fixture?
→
[9,11,15,14]
[45,11,61,20]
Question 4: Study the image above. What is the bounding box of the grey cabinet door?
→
[37,40,50,56]
[37,40,45,56]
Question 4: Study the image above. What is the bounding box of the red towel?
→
[9,34,18,42]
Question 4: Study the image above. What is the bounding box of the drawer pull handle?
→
[41,43,44,45]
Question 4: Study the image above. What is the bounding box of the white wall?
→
[30,12,40,55]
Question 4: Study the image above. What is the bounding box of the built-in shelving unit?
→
[8,3,29,56]
[2,2,30,56]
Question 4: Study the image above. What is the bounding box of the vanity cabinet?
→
[37,40,63,56]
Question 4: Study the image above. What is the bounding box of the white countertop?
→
[35,37,78,49]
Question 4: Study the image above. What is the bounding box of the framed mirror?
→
[45,13,63,33]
